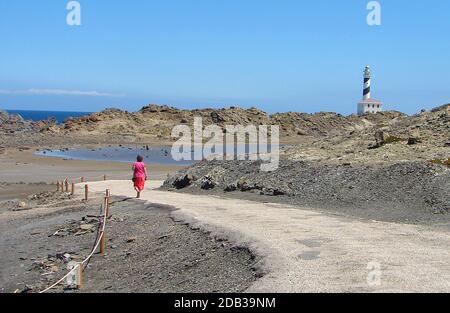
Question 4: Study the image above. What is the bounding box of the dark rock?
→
[200,176,216,190]
[261,187,286,196]
[224,183,237,192]
[19,286,33,293]
[407,137,420,145]
[173,174,195,189]
[210,112,225,123]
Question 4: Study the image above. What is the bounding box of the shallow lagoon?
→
[35,144,279,166]
[35,146,195,166]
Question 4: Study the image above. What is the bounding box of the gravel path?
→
[86,180,450,293]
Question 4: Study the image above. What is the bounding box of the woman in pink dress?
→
[132,155,148,198]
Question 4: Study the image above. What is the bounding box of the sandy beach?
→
[0,147,181,183]
[0,147,183,201]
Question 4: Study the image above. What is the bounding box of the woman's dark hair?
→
[136,155,144,162]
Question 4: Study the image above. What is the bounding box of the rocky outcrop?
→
[163,159,450,222]
[285,103,450,165]
[0,109,9,123]
[0,109,59,147]
[57,103,447,142]
[368,130,385,149]
[55,104,410,141]
[0,110,31,133]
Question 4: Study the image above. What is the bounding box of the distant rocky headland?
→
[1,104,449,166]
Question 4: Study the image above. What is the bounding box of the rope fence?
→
[54,174,132,200]
[52,173,131,186]
[18,172,135,292]
[37,185,112,293]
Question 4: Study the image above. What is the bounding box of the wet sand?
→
[0,147,184,200]
[0,183,54,202]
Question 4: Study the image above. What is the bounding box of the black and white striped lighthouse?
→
[357,66,383,115]
[363,66,371,100]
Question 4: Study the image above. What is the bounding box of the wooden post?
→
[100,192,108,255]
[57,181,60,192]
[103,175,107,181]
[84,184,88,201]
[65,180,69,192]
[100,231,106,255]
[104,196,109,217]
[71,183,75,195]
[76,263,83,289]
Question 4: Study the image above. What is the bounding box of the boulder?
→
[0,109,9,123]
[368,131,385,149]
[237,179,258,192]
[261,187,286,196]
[407,137,420,145]
[200,175,216,190]
[210,112,225,123]
[173,174,195,189]
[224,183,237,192]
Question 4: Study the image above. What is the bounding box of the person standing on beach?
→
[132,155,148,198]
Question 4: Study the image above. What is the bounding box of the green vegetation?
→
[429,158,450,167]
[384,136,407,144]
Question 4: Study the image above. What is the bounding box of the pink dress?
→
[133,162,146,191]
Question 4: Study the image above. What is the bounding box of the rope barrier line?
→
[82,204,107,267]
[38,264,81,294]
[52,174,131,185]
[105,174,132,178]
[38,192,110,293]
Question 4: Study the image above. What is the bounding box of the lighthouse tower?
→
[357,66,383,115]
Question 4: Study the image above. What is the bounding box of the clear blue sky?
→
[1,0,449,115]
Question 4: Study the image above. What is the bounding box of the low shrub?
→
[429,158,450,167]
[384,136,406,144]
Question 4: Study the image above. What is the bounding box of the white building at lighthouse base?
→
[357,98,383,115]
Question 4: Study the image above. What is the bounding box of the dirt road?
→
[86,180,450,293]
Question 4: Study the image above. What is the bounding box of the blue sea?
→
[6,110,91,124]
